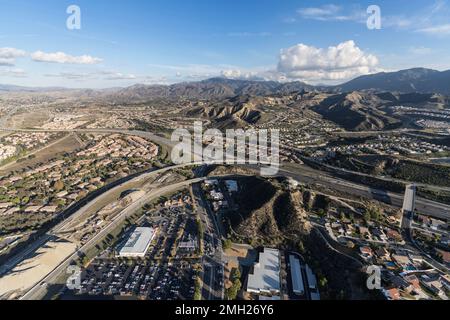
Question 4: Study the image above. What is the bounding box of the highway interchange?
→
[0,127,449,299]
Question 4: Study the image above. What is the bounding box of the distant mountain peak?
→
[336,68,450,95]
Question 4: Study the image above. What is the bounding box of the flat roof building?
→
[247,248,281,296]
[305,265,317,290]
[402,184,416,214]
[289,255,305,296]
[118,227,156,258]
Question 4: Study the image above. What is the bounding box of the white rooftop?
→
[289,255,305,295]
[247,248,281,294]
[402,184,416,213]
[118,227,156,257]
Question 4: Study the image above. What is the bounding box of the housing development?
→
[0,1,449,311]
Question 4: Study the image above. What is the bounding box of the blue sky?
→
[1,0,450,88]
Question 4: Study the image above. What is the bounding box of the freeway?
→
[278,165,450,221]
[298,155,450,194]
[3,126,450,220]
[1,126,449,299]
[20,177,205,300]
[0,162,202,278]
[3,160,449,299]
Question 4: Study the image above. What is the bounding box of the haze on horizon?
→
[1,0,450,89]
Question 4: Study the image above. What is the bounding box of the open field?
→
[0,238,76,299]
[10,110,51,129]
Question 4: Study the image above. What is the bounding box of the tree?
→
[297,240,305,253]
[319,276,328,288]
[194,278,202,300]
[317,209,326,217]
[225,279,241,300]
[230,268,241,282]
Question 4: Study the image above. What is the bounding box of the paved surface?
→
[2,127,450,299]
[20,178,204,300]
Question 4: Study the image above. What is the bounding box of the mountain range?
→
[2,68,450,97]
[335,68,450,95]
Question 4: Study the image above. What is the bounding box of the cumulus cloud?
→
[0,47,26,66]
[276,40,379,81]
[31,51,102,64]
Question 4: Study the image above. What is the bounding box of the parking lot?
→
[62,191,202,300]
[74,259,198,300]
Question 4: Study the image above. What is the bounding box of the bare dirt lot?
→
[0,238,76,299]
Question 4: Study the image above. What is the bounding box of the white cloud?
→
[297,4,341,20]
[276,40,379,81]
[416,24,450,36]
[45,72,93,80]
[0,47,26,66]
[226,32,272,37]
[295,1,450,38]
[221,69,261,80]
[44,70,136,81]
[0,59,14,66]
[31,51,102,64]
[408,46,433,55]
[0,68,27,77]
[103,72,136,80]
[297,4,365,23]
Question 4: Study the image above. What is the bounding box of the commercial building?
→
[402,184,416,214]
[305,265,317,290]
[118,227,156,258]
[247,248,281,295]
[289,255,305,295]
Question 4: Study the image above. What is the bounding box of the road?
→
[300,155,450,194]
[2,126,450,220]
[20,178,205,300]
[191,181,224,300]
[278,165,450,221]
[2,126,449,299]
[0,162,203,279]
[4,160,448,299]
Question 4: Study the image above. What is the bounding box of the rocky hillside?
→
[336,68,450,95]
[107,78,315,102]
[313,91,401,131]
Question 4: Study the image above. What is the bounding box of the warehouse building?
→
[305,264,318,290]
[289,255,305,296]
[247,248,281,296]
[117,227,156,258]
